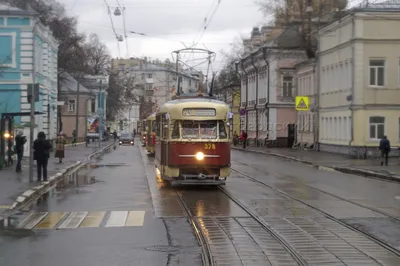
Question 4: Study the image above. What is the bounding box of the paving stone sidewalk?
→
[0,142,106,213]
[232,145,400,181]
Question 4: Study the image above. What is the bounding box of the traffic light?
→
[119,120,123,130]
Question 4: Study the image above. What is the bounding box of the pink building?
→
[239,26,306,147]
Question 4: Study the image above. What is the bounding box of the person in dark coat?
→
[379,135,391,166]
[15,131,27,172]
[33,132,52,182]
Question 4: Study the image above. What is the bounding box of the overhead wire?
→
[192,0,222,47]
[103,0,121,57]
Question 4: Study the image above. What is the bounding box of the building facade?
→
[126,61,199,119]
[295,59,317,148]
[318,2,400,154]
[0,4,58,154]
[59,73,95,139]
[239,26,306,147]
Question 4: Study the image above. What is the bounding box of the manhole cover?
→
[145,245,180,253]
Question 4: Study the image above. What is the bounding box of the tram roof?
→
[158,98,229,120]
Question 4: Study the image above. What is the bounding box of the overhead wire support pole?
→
[29,18,39,183]
[75,77,80,142]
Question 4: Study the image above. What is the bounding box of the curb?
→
[232,146,400,182]
[3,142,115,216]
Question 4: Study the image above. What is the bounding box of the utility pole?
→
[98,79,103,148]
[28,21,38,183]
[75,79,80,140]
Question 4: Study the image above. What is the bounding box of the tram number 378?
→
[204,143,216,150]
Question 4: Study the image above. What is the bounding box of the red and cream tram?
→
[154,96,231,185]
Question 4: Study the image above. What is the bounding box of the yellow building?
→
[318,3,400,155]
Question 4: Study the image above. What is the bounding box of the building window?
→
[282,76,293,97]
[148,74,152,78]
[68,100,76,112]
[369,116,385,140]
[369,59,385,86]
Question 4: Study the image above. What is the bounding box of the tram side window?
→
[218,120,227,139]
[171,121,180,139]
[162,114,169,139]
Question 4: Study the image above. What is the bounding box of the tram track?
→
[230,166,400,259]
[176,187,307,266]
[217,187,309,266]
[232,160,400,223]
[175,190,215,266]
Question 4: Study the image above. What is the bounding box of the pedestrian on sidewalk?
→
[241,130,247,149]
[14,131,27,172]
[33,132,52,182]
[55,132,66,163]
[233,131,238,146]
[379,135,391,166]
[72,129,77,146]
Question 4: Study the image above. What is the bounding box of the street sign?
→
[295,96,309,111]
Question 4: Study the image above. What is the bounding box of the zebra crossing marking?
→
[105,211,128,227]
[79,211,106,228]
[58,212,88,229]
[15,210,146,230]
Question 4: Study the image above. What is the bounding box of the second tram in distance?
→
[154,96,231,186]
[145,113,156,156]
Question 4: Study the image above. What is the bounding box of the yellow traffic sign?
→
[295,96,309,111]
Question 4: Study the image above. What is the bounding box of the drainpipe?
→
[250,52,259,145]
[314,57,319,151]
[349,14,355,148]
[262,47,270,140]
[241,60,249,134]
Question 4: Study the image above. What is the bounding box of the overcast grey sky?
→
[58,0,267,72]
[59,0,364,72]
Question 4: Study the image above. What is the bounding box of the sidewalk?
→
[0,142,108,214]
[232,145,400,182]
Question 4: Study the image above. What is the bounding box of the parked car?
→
[119,133,134,145]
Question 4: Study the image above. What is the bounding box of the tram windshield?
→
[179,120,227,139]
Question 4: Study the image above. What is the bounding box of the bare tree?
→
[106,72,139,121]
[84,34,111,75]
[255,0,349,58]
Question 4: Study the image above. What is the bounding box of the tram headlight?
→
[195,152,204,161]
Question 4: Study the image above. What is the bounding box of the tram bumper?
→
[171,174,226,186]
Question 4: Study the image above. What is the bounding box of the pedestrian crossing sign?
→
[295,96,309,111]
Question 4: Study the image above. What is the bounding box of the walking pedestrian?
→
[55,132,65,163]
[233,131,238,146]
[72,129,77,146]
[379,135,391,166]
[241,130,247,149]
[33,132,52,182]
[14,131,27,172]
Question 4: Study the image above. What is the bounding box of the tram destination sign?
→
[182,108,216,117]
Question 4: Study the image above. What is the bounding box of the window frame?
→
[368,116,385,140]
[369,59,385,87]
[67,99,76,112]
[282,76,293,98]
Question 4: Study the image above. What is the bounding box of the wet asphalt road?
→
[1,144,400,266]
